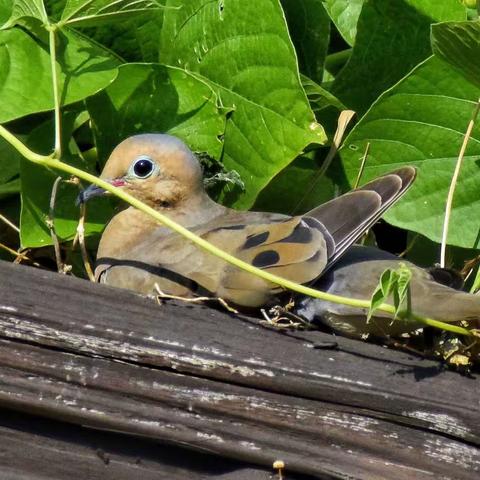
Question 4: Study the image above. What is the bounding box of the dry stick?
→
[353,142,370,189]
[69,177,95,281]
[440,98,480,268]
[0,213,19,233]
[399,234,419,258]
[0,242,38,266]
[76,201,96,282]
[47,176,65,273]
[354,142,371,245]
[291,110,355,215]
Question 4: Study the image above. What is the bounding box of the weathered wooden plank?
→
[0,260,478,478]
[0,338,477,479]
[0,409,281,480]
[0,260,477,442]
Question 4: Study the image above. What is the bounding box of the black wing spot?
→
[252,250,280,268]
[279,225,312,244]
[243,231,269,249]
[210,224,246,233]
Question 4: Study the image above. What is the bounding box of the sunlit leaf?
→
[1,0,48,29]
[60,0,165,27]
[161,0,326,208]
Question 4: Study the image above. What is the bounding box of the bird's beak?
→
[76,179,126,205]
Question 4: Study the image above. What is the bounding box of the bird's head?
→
[78,134,204,208]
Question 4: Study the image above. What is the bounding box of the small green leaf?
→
[60,0,164,27]
[367,264,413,322]
[301,74,346,116]
[393,263,412,318]
[368,268,395,322]
[431,20,480,89]
[322,0,365,46]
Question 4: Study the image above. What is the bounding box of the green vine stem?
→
[0,124,473,338]
[47,24,62,158]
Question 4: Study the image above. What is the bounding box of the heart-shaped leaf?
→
[331,0,466,114]
[161,0,326,209]
[340,56,480,249]
[0,27,119,123]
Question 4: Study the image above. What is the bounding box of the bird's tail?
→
[305,167,416,268]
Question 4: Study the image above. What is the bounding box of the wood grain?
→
[0,260,478,478]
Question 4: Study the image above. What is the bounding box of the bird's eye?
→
[131,156,155,179]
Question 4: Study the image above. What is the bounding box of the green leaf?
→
[60,0,165,27]
[161,0,326,209]
[0,136,22,184]
[0,0,13,25]
[281,0,330,83]
[322,0,365,46]
[431,20,480,89]
[20,112,113,248]
[301,73,346,122]
[0,177,19,198]
[367,264,412,322]
[82,11,164,62]
[253,150,339,214]
[368,268,395,322]
[331,0,466,114]
[1,0,48,29]
[394,263,412,319]
[302,74,345,112]
[0,28,119,123]
[339,56,480,249]
[87,63,225,164]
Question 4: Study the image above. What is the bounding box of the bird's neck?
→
[97,192,226,260]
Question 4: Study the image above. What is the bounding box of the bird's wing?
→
[195,215,331,306]
[305,166,416,268]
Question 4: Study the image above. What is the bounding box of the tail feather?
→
[304,167,416,268]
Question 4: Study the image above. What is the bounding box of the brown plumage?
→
[80,134,416,307]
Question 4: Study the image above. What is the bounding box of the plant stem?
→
[440,98,480,268]
[0,127,472,337]
[48,26,62,158]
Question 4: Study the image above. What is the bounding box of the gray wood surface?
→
[0,260,478,479]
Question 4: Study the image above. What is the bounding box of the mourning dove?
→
[80,134,416,308]
[294,245,480,338]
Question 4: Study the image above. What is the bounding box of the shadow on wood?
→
[0,260,478,479]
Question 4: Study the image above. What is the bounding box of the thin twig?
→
[353,142,370,188]
[291,110,355,214]
[76,199,96,282]
[48,176,64,273]
[0,212,20,233]
[0,242,39,266]
[399,234,419,258]
[440,98,480,268]
[154,284,238,314]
